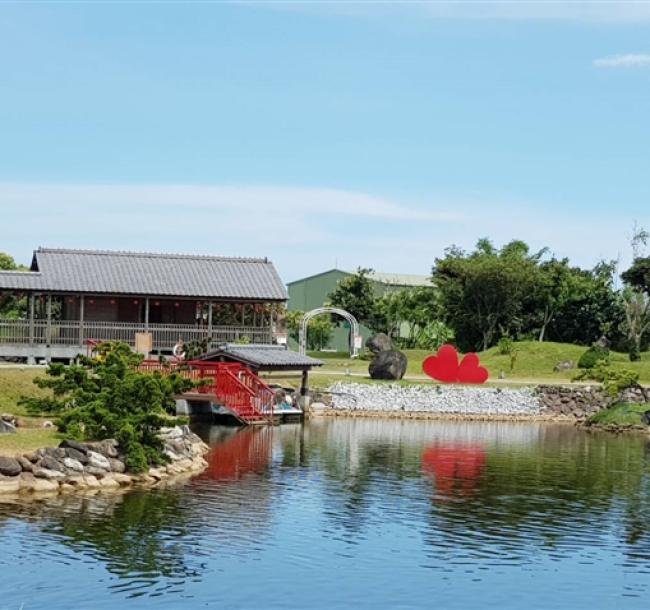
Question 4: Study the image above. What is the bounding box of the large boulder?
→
[369,350,408,380]
[0,456,22,477]
[366,333,393,353]
[60,439,89,454]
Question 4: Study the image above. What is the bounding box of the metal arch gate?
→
[298,307,361,358]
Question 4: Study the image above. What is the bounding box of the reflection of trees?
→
[0,427,278,590]
[421,428,650,561]
[0,488,201,583]
[285,419,650,563]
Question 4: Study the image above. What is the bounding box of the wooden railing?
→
[138,360,275,424]
[0,318,273,350]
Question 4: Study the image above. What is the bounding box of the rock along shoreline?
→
[0,426,209,498]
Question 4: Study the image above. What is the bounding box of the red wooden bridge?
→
[140,360,276,425]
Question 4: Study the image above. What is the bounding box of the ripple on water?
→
[1,420,650,608]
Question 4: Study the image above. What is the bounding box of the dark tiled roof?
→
[0,270,43,291]
[201,344,323,369]
[0,248,288,300]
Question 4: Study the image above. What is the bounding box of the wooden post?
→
[29,293,35,346]
[79,295,85,346]
[46,294,52,346]
[241,303,246,325]
[144,297,150,331]
[207,301,213,336]
[300,369,308,396]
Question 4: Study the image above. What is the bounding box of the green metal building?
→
[286,269,431,351]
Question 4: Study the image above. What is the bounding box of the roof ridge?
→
[36,247,270,264]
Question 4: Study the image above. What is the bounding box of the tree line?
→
[3,238,650,360]
[324,232,650,360]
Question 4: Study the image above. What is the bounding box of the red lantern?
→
[154,301,160,307]
[110,299,116,305]
[88,299,95,305]
[174,302,180,308]
[133,299,139,305]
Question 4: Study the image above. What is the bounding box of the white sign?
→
[353,335,363,349]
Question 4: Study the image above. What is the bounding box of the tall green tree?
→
[327,267,378,326]
[620,224,650,360]
[622,258,650,294]
[432,239,542,351]
[546,261,624,347]
[373,285,451,348]
[620,288,650,361]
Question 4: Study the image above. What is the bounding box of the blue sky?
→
[1,1,650,282]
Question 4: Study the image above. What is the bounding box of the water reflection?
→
[421,443,486,499]
[1,418,649,608]
[199,426,272,481]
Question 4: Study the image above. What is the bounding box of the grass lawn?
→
[2,341,649,408]
[304,341,650,386]
[0,427,61,457]
[587,402,650,427]
[0,366,48,416]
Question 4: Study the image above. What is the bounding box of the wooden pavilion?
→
[0,248,288,363]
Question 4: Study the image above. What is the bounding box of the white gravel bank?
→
[327,382,541,416]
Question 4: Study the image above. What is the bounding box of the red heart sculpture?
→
[422,344,459,383]
[457,353,489,384]
[422,344,489,384]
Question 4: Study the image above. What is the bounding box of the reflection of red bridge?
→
[422,444,486,498]
[201,428,272,481]
[140,360,275,424]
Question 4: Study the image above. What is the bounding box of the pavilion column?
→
[144,297,150,332]
[46,294,52,346]
[270,306,275,343]
[78,295,85,346]
[300,369,308,397]
[207,301,213,336]
[241,304,246,325]
[28,293,35,347]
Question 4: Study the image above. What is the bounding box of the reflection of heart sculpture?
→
[422,344,489,384]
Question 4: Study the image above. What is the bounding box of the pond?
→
[1,419,650,609]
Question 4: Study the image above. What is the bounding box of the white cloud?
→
[0,182,644,282]
[0,182,465,277]
[593,53,650,68]
[0,182,461,223]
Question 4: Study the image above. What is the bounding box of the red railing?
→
[138,360,274,424]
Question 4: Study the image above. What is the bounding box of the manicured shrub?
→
[573,362,640,398]
[20,342,195,472]
[577,345,610,369]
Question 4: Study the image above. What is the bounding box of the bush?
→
[573,361,640,398]
[577,345,610,369]
[19,342,195,472]
[497,336,514,356]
